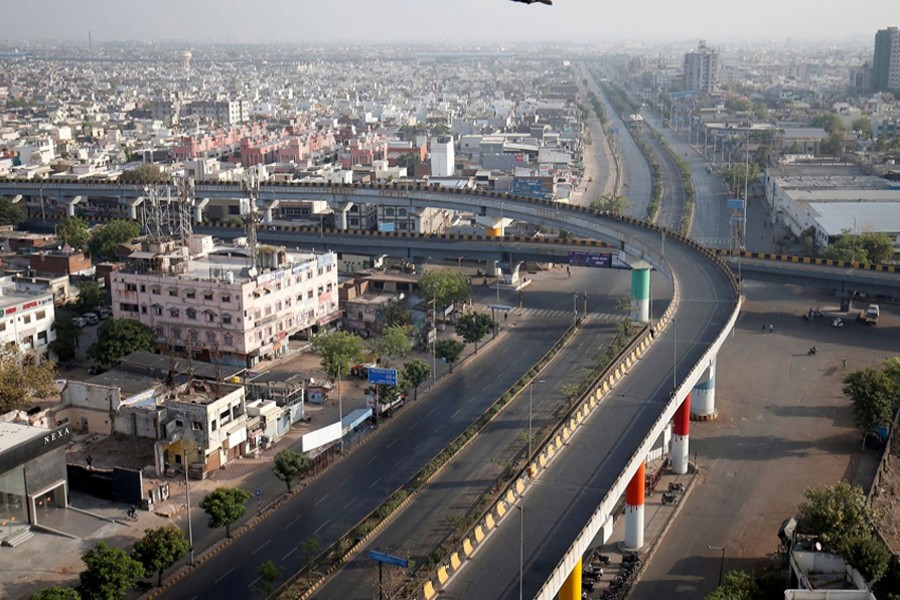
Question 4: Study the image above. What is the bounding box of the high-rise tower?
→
[872,27,900,93]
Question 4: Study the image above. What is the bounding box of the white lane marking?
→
[365,454,378,466]
[338,476,351,488]
[434,424,443,434]
[282,547,297,561]
[368,477,381,489]
[313,519,331,535]
[451,409,461,418]
[247,576,261,589]
[427,406,438,415]
[343,499,355,510]
[251,540,271,555]
[387,439,397,448]
[314,494,330,506]
[214,567,235,583]
[288,514,302,527]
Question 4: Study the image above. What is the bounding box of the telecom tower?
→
[241,172,260,276]
[142,177,194,247]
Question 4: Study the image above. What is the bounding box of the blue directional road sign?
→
[367,367,398,386]
[568,251,612,268]
[368,550,409,568]
[726,198,744,210]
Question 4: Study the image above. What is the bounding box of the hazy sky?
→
[3,0,896,45]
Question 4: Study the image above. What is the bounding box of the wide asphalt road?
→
[441,228,737,599]
[313,268,674,599]
[642,110,732,248]
[156,269,626,599]
[641,125,686,231]
[583,68,652,219]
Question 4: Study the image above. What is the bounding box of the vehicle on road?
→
[98,308,112,320]
[861,304,880,325]
[71,316,87,327]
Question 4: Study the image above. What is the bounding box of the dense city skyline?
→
[3,0,896,45]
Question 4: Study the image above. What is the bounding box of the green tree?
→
[418,270,471,312]
[30,587,81,600]
[843,367,899,444]
[455,312,495,352]
[131,526,190,587]
[272,449,310,493]
[88,318,156,367]
[78,541,145,600]
[812,112,844,134]
[0,197,26,227]
[591,194,630,214]
[402,358,431,401]
[821,129,847,156]
[0,345,58,412]
[851,117,872,140]
[382,299,412,328]
[199,487,253,538]
[312,331,365,384]
[435,339,465,373]
[50,308,82,362]
[844,533,891,585]
[252,560,280,597]
[705,570,756,600]
[76,280,109,312]
[824,229,867,262]
[396,152,422,175]
[120,164,170,184]
[797,481,882,554]
[725,96,753,113]
[89,219,141,261]
[57,216,90,252]
[369,325,412,366]
[858,232,895,264]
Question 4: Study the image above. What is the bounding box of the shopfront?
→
[0,423,71,543]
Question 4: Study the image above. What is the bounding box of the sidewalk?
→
[581,458,697,599]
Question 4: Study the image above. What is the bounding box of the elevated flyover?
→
[3,178,740,599]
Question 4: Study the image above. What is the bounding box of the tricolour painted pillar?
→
[691,356,717,419]
[630,267,651,323]
[625,461,646,550]
[672,393,690,474]
[559,557,582,600]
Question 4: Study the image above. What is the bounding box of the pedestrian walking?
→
[768,323,774,333]
[842,358,847,369]
[567,266,571,278]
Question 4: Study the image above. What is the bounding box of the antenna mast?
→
[241,172,260,276]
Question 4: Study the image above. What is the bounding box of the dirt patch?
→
[66,431,155,471]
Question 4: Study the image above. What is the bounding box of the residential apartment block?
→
[0,289,56,359]
[683,41,720,95]
[109,238,340,367]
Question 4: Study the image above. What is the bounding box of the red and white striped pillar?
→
[624,461,645,550]
[672,393,690,474]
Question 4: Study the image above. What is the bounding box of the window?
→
[206,331,216,343]
[155,327,164,338]
[223,333,234,346]
[175,419,183,428]
[141,305,147,314]
[186,308,197,320]
[192,421,202,431]
[151,286,161,295]
[385,207,395,216]
[36,310,46,320]
[0,322,5,332]
[172,328,182,340]
[186,290,196,299]
[153,304,162,316]
[307,290,313,299]
[222,294,231,303]
[211,420,217,431]
[169,307,180,318]
[204,291,213,301]
[140,284,146,293]
[125,283,137,292]
[37,331,47,343]
[222,313,232,325]
[205,311,215,323]
[398,208,408,217]
[190,330,199,343]
[168,287,178,297]
[23,314,31,325]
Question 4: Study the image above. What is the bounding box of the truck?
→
[861,304,880,325]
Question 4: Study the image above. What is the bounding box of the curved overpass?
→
[3,178,739,598]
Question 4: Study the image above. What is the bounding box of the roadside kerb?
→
[271,321,581,600]
[415,306,679,599]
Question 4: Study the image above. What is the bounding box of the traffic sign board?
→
[255,489,261,497]
[568,251,612,268]
[367,368,398,386]
[368,550,409,568]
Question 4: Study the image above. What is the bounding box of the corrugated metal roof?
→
[809,202,900,237]
[792,190,900,202]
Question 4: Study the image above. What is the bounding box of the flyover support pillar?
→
[691,356,717,420]
[559,557,582,600]
[625,461,645,550]
[630,267,651,323]
[672,394,690,474]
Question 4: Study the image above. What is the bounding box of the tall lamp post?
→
[183,446,195,565]
[573,293,578,328]
[515,505,524,600]
[338,371,343,452]
[708,545,726,587]
[672,317,677,390]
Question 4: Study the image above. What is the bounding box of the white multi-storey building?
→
[430,135,455,178]
[0,289,56,359]
[109,239,340,367]
[683,41,720,95]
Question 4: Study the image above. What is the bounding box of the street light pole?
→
[528,383,534,461]
[183,447,195,565]
[338,371,343,453]
[516,505,524,600]
[708,545,726,587]
[573,293,578,328]
[672,317,677,390]
[431,292,437,385]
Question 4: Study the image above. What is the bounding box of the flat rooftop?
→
[0,421,49,453]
